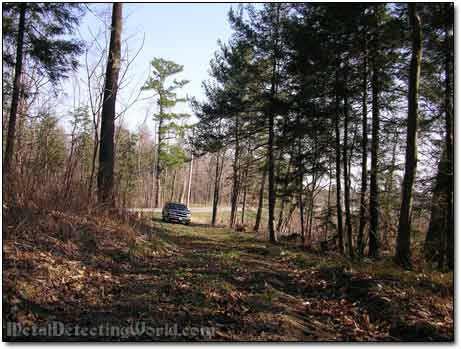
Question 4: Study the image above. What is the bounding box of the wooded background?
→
[2,3,453,269]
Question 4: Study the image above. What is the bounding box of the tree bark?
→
[267,88,277,242]
[343,87,354,259]
[252,166,266,233]
[395,3,422,266]
[154,117,163,208]
[179,163,187,203]
[170,169,177,201]
[424,147,449,264]
[97,3,122,207]
[368,59,380,258]
[186,154,193,207]
[444,17,454,270]
[383,131,398,247]
[241,170,247,225]
[334,68,344,254]
[307,177,317,244]
[212,151,225,226]
[267,4,280,244]
[230,116,240,227]
[357,44,368,257]
[325,161,333,241]
[4,3,26,181]
[298,143,305,245]
[276,158,293,233]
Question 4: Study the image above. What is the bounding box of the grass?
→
[154,209,263,227]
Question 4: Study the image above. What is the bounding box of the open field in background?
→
[148,209,263,228]
[179,209,259,227]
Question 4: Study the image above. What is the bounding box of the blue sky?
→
[124,3,233,100]
[60,3,235,131]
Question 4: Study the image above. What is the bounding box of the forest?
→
[3,3,454,342]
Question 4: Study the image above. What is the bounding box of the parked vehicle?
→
[162,202,191,225]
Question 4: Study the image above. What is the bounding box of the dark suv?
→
[162,202,191,225]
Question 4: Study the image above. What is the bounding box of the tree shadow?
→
[3,213,453,341]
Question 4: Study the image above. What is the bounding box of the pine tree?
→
[141,58,190,208]
[395,3,423,267]
[3,4,84,180]
[3,3,25,180]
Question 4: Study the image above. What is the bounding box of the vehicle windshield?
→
[167,203,188,211]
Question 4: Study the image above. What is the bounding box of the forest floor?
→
[3,205,454,341]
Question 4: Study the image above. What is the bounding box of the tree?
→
[422,3,453,269]
[443,5,454,270]
[97,3,122,206]
[191,85,228,225]
[116,127,138,207]
[141,57,190,208]
[211,150,226,226]
[343,75,354,259]
[3,3,84,181]
[357,26,368,256]
[395,3,423,267]
[190,2,452,259]
[368,56,380,257]
[228,3,291,242]
[64,106,93,200]
[253,163,266,232]
[3,3,25,180]
[334,74,344,254]
[265,4,283,243]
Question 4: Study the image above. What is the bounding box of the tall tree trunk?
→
[368,59,380,257]
[3,4,26,181]
[325,161,333,241]
[186,154,193,207]
[241,166,248,225]
[267,100,276,242]
[179,164,187,203]
[334,68,344,254]
[424,147,449,264]
[298,145,305,245]
[395,3,422,266]
[306,142,318,244]
[170,169,177,201]
[357,45,368,256]
[267,4,280,244]
[230,116,240,227]
[307,176,317,244]
[254,165,266,232]
[383,131,398,247]
[212,151,224,226]
[299,185,305,244]
[154,117,163,208]
[343,89,354,259]
[277,198,286,233]
[276,158,293,233]
[14,81,31,176]
[97,3,122,207]
[444,15,454,270]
